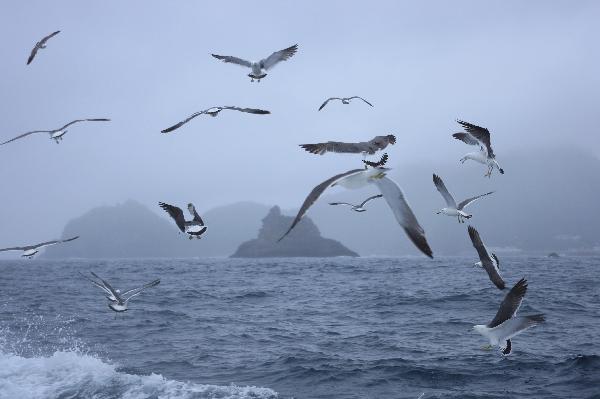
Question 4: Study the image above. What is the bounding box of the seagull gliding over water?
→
[433,174,493,223]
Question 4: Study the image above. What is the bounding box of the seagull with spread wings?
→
[0,236,79,259]
[159,202,207,239]
[161,106,270,133]
[467,226,505,290]
[211,44,298,82]
[318,96,373,111]
[81,271,160,313]
[329,194,383,213]
[473,278,545,355]
[278,163,433,258]
[453,120,504,177]
[433,174,494,223]
[27,30,60,65]
[300,135,396,157]
[0,119,110,146]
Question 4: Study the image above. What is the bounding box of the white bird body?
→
[453,120,504,177]
[211,44,298,82]
[433,174,494,223]
[439,207,470,219]
[461,150,488,165]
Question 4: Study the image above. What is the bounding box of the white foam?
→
[0,351,278,399]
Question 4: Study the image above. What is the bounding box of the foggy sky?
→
[1,0,599,252]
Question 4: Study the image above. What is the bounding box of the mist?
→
[1,0,599,255]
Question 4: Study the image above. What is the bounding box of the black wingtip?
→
[499,168,505,174]
[387,134,396,144]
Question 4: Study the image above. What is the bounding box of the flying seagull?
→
[27,30,60,65]
[433,174,493,223]
[453,120,504,178]
[473,278,545,355]
[318,96,373,111]
[329,194,383,212]
[159,202,207,239]
[299,135,396,156]
[161,106,270,133]
[467,226,505,290]
[0,236,79,259]
[0,118,110,146]
[212,44,298,82]
[81,271,160,313]
[278,165,433,258]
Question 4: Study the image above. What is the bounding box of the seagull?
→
[0,119,110,146]
[299,135,396,156]
[27,30,60,65]
[159,202,207,239]
[329,194,383,212]
[453,120,504,178]
[212,44,298,82]
[433,174,494,223]
[81,271,160,313]
[318,96,373,111]
[0,236,79,259]
[467,226,505,290]
[278,164,433,258]
[161,106,270,133]
[473,278,545,355]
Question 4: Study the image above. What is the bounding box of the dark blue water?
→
[0,257,598,398]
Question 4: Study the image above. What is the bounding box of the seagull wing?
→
[79,272,117,300]
[367,135,396,152]
[374,176,433,258]
[488,278,528,328]
[329,202,355,207]
[259,44,298,70]
[467,226,505,289]
[122,279,160,302]
[0,246,28,252]
[359,194,383,207]
[57,118,111,130]
[278,169,364,241]
[299,141,369,155]
[27,30,60,64]
[0,130,50,145]
[363,153,388,168]
[432,174,457,208]
[161,111,206,133]
[457,120,494,158]
[452,132,480,147]
[211,54,252,68]
[318,98,341,111]
[221,106,271,115]
[488,314,545,341]
[90,271,123,302]
[33,236,79,249]
[348,96,374,107]
[158,202,186,232]
[457,191,494,210]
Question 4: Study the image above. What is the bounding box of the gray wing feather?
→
[0,130,50,145]
[221,106,270,115]
[432,174,457,208]
[359,194,383,207]
[488,278,528,328]
[122,279,160,301]
[260,44,298,70]
[299,134,393,155]
[27,30,60,64]
[467,226,505,289]
[457,191,494,210]
[278,169,364,241]
[211,54,252,68]
[318,98,340,111]
[457,120,494,158]
[374,177,433,258]
[0,246,28,252]
[452,132,480,146]
[90,272,123,302]
[57,118,110,130]
[161,111,206,133]
[348,96,373,107]
[159,202,186,232]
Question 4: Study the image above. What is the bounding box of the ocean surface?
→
[0,256,598,399]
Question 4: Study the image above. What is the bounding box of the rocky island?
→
[230,206,358,258]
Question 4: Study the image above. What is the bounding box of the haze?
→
[1,0,599,253]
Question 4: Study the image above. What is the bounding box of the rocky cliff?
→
[231,206,358,258]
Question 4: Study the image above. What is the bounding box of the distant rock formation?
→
[231,206,358,258]
[547,252,560,258]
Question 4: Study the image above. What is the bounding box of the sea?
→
[0,257,598,399]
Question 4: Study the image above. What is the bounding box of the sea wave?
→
[0,350,278,399]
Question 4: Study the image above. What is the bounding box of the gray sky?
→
[1,0,599,249]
